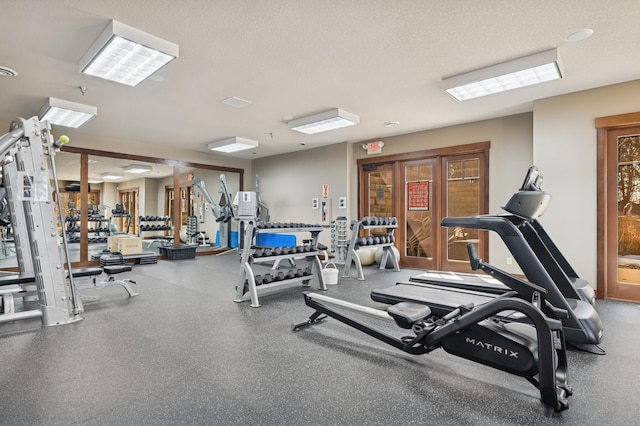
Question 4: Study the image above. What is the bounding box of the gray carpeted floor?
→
[0,254,638,425]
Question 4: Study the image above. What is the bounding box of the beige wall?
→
[255,114,533,269]
[533,79,640,290]
[252,143,351,248]
[353,113,534,272]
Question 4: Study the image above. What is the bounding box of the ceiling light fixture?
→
[100,172,124,180]
[122,164,152,174]
[208,137,259,153]
[288,108,360,134]
[79,20,179,87]
[442,49,563,101]
[88,179,103,184]
[39,97,97,128]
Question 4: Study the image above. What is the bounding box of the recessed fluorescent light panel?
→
[122,164,152,174]
[208,137,258,153]
[101,172,124,180]
[39,98,97,128]
[288,108,360,134]
[88,179,103,184]
[442,49,563,101]
[79,20,179,87]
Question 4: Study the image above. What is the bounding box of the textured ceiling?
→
[1,0,639,161]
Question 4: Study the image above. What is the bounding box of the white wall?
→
[533,79,640,289]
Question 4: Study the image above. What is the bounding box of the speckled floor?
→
[0,255,638,425]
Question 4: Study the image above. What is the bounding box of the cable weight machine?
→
[0,117,82,326]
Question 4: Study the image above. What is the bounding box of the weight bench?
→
[71,265,138,298]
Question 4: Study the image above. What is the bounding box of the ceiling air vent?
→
[221,96,252,108]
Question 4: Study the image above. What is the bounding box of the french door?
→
[359,145,488,272]
[599,121,640,302]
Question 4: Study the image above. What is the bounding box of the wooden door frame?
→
[357,141,490,269]
[595,111,640,301]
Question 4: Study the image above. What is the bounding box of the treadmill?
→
[371,169,603,345]
[409,166,595,306]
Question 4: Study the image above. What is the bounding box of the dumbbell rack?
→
[330,216,349,264]
[234,222,326,307]
[63,214,110,243]
[138,215,172,234]
[342,217,400,280]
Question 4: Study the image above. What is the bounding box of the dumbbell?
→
[275,271,285,281]
[272,247,282,256]
[262,248,273,257]
[253,248,265,257]
[295,268,305,277]
[373,236,380,245]
[303,267,312,276]
[262,273,274,284]
[356,237,367,246]
[285,269,296,279]
[254,274,264,285]
[281,247,291,255]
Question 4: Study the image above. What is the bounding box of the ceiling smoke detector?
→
[0,66,18,77]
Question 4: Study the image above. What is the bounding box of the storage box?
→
[163,245,197,260]
[108,235,130,253]
[118,237,142,255]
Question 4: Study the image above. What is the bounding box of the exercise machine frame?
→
[0,117,82,326]
[294,245,572,417]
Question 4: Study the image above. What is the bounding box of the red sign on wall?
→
[407,181,429,211]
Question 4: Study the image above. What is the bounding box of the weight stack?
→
[331,216,349,265]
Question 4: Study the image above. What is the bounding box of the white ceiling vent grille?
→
[221,96,252,108]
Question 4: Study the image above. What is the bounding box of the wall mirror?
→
[0,148,243,271]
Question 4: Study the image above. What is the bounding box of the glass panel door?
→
[368,167,394,219]
[403,159,437,269]
[367,165,394,238]
[441,155,486,272]
[617,133,640,287]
